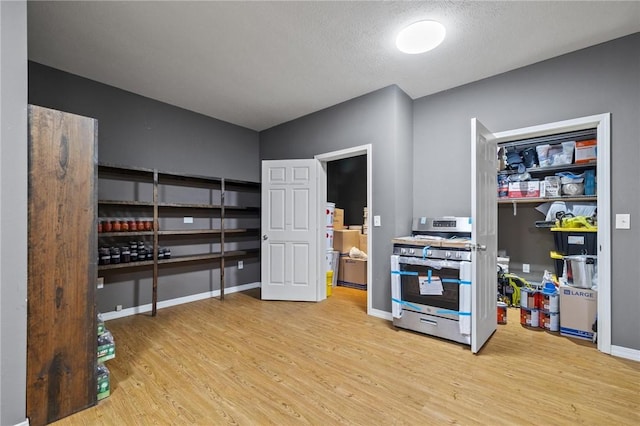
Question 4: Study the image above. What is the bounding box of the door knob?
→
[263,234,268,240]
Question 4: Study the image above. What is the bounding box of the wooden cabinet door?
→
[27,105,97,425]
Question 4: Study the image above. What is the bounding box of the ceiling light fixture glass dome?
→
[396,20,446,54]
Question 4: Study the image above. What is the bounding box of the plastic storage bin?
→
[551,228,597,255]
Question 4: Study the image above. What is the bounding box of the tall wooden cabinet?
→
[26,105,98,425]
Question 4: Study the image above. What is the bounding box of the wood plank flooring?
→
[54,287,639,425]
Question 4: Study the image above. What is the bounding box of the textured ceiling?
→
[27,1,640,131]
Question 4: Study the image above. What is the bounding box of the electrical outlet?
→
[374,215,381,227]
[115,304,123,312]
[97,277,104,289]
[238,260,244,270]
[522,263,530,273]
[183,216,193,224]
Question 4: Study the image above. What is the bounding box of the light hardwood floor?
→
[54,287,639,425]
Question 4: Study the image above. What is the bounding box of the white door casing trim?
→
[493,113,611,354]
[315,144,373,315]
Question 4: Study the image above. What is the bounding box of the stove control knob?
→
[427,250,432,256]
[445,251,452,258]
[409,248,415,255]
[400,248,407,255]
[455,252,462,259]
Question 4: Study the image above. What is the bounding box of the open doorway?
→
[316,144,372,315]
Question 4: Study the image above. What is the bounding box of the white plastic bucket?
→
[325,227,334,250]
[325,248,335,272]
[326,203,335,227]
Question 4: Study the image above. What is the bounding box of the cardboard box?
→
[559,284,597,341]
[333,229,360,254]
[338,257,367,287]
[333,208,345,230]
[359,234,368,253]
[575,139,597,164]
[508,181,540,198]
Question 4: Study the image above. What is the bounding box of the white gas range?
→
[391,217,473,345]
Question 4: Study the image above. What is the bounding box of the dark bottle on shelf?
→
[99,247,111,265]
[110,247,121,264]
[120,246,130,263]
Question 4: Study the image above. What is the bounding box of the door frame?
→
[315,144,373,315]
[493,113,611,354]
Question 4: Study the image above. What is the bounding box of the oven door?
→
[397,257,462,320]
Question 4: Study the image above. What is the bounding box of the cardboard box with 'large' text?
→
[559,284,597,341]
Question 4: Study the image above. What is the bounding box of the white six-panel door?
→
[471,118,499,353]
[261,159,320,301]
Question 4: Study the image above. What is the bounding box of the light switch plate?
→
[615,213,630,229]
[374,215,381,227]
[184,216,194,224]
[238,260,244,270]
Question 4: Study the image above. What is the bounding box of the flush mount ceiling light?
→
[396,20,446,54]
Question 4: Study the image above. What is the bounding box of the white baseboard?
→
[611,345,640,362]
[101,282,260,321]
[14,420,29,426]
[368,307,392,321]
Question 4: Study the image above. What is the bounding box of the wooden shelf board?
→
[224,228,260,234]
[98,259,155,271]
[158,171,222,188]
[99,231,154,237]
[224,205,260,211]
[98,163,154,180]
[158,202,223,209]
[158,229,222,236]
[224,249,261,258]
[98,200,154,207]
[158,253,223,265]
[224,179,260,192]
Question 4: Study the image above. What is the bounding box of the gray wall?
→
[28,62,261,314]
[260,85,414,313]
[413,33,640,350]
[0,1,28,424]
